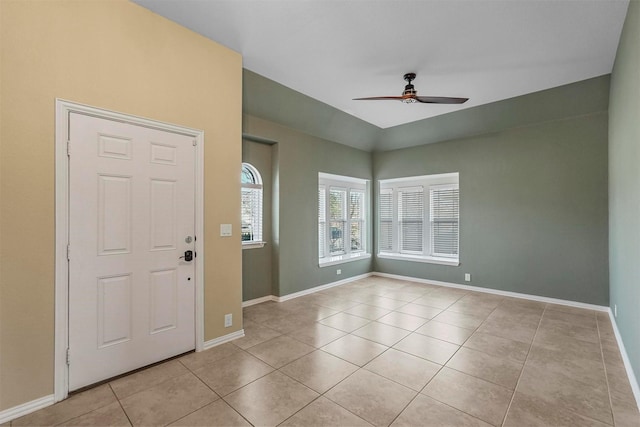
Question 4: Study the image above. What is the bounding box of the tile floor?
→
[10,276,640,426]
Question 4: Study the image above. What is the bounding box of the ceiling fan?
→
[353,73,469,105]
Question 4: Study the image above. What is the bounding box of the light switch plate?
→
[220,224,232,237]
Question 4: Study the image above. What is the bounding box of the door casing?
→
[54,99,205,401]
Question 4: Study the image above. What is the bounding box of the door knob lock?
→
[179,250,193,262]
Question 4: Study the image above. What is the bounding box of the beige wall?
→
[0,0,242,410]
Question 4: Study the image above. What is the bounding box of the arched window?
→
[241,163,263,244]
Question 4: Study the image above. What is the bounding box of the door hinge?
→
[67,140,71,156]
[67,244,70,261]
[192,139,197,147]
[66,348,70,365]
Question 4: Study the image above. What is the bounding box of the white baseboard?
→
[0,394,54,424]
[608,309,640,410]
[202,329,245,350]
[274,273,373,302]
[242,295,274,307]
[373,272,609,312]
[241,273,373,307]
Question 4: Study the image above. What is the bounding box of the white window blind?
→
[329,188,347,254]
[430,186,459,257]
[398,187,424,254]
[241,163,263,244]
[378,172,459,264]
[349,190,365,252]
[318,185,326,258]
[379,189,393,252]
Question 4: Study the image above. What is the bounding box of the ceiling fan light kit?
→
[354,72,469,105]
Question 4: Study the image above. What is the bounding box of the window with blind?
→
[241,163,264,247]
[378,173,459,265]
[319,173,370,266]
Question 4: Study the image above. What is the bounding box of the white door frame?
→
[54,99,205,401]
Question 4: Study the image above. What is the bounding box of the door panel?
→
[68,113,195,391]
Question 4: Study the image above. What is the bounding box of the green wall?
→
[374,113,610,305]
[242,139,274,301]
[243,114,373,297]
[609,0,640,379]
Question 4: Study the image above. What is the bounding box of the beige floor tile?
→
[532,328,602,360]
[280,396,373,426]
[475,319,538,344]
[297,303,341,321]
[13,385,116,426]
[168,399,250,426]
[352,322,411,346]
[243,302,282,323]
[359,296,408,310]
[319,312,371,332]
[364,348,441,391]
[261,312,317,334]
[445,347,523,390]
[432,310,485,329]
[286,323,346,347]
[393,333,459,365]
[344,304,392,320]
[321,334,388,366]
[246,335,315,368]
[380,290,424,302]
[446,300,496,318]
[232,320,281,350]
[120,372,217,426]
[538,317,599,343]
[611,396,640,427]
[391,394,491,427]
[224,371,318,427]
[504,391,610,427]
[279,350,358,393]
[545,303,598,319]
[422,367,512,426]
[526,344,607,388]
[325,369,417,427]
[415,320,475,345]
[412,295,459,309]
[516,364,613,425]
[56,402,130,426]
[377,311,428,331]
[395,303,443,319]
[313,296,361,311]
[463,332,530,363]
[179,343,241,371]
[109,359,189,399]
[192,351,273,396]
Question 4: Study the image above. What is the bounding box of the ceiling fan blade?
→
[415,96,469,104]
[352,96,405,101]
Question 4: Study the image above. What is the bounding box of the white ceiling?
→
[134,0,629,129]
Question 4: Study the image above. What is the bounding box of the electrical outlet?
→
[614,304,618,318]
[224,313,232,327]
[336,269,341,275]
[465,273,471,282]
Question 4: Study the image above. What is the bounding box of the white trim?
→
[242,295,275,307]
[54,99,205,402]
[379,172,458,187]
[203,329,245,350]
[319,252,371,267]
[242,241,267,250]
[372,272,609,312]
[274,273,373,302]
[608,309,640,410]
[0,394,55,424]
[318,172,368,185]
[241,273,373,306]
[377,253,459,266]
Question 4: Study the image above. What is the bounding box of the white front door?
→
[68,112,196,391]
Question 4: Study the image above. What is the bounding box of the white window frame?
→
[241,163,266,249]
[319,173,371,267]
[378,172,459,266]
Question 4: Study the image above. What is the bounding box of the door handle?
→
[179,250,193,262]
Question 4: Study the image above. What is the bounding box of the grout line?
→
[500,304,547,426]
[110,383,134,427]
[596,314,617,425]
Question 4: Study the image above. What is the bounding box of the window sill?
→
[319,252,371,267]
[377,252,459,266]
[242,241,267,250]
